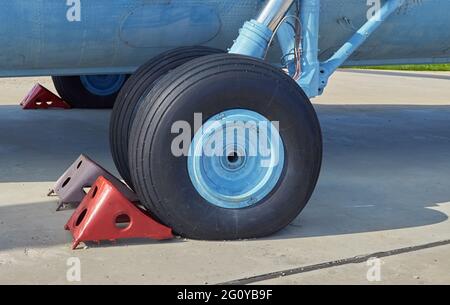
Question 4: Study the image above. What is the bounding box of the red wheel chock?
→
[49,154,138,211]
[21,84,70,110]
[65,176,173,250]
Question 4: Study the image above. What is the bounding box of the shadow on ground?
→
[0,200,182,252]
[0,104,449,251]
[0,105,116,183]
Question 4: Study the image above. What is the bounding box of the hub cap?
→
[80,74,126,96]
[187,109,284,209]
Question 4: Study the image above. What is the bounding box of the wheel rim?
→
[80,74,126,96]
[187,109,285,209]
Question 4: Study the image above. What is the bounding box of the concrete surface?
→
[255,244,450,285]
[0,70,449,284]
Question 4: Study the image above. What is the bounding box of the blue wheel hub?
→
[80,74,126,96]
[188,109,285,209]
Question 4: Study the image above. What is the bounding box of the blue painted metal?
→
[277,21,297,75]
[119,4,221,48]
[319,0,406,93]
[80,74,126,96]
[229,20,273,58]
[0,1,265,77]
[229,0,295,58]
[230,0,322,96]
[298,0,321,97]
[1,0,450,96]
[187,109,285,209]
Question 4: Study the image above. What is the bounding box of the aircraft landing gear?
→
[109,0,323,239]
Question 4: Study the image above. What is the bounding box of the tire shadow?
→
[274,104,450,239]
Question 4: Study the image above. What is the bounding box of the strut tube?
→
[257,0,296,31]
[229,0,295,58]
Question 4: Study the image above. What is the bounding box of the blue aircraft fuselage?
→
[1,0,449,77]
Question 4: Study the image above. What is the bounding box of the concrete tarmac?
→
[0,70,449,284]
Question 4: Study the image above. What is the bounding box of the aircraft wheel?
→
[110,46,224,188]
[52,74,128,108]
[129,54,322,239]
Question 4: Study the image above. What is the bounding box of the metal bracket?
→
[229,0,406,98]
[318,0,406,93]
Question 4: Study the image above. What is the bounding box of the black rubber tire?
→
[129,54,322,240]
[52,75,127,109]
[110,46,224,188]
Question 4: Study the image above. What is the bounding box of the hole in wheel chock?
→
[62,177,71,188]
[115,214,131,230]
[91,186,98,198]
[75,209,88,227]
